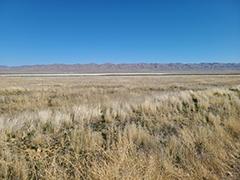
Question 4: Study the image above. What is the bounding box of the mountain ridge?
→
[0,63,240,74]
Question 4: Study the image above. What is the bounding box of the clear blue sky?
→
[0,0,239,66]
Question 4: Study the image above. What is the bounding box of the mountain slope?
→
[0,63,240,73]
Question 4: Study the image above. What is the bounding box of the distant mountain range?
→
[0,63,240,74]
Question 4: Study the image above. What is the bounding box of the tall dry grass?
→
[0,76,239,179]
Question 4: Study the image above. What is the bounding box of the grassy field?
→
[0,75,240,179]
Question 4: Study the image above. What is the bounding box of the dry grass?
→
[0,75,240,179]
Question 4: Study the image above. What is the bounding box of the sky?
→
[0,0,240,66]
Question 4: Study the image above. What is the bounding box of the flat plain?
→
[0,75,240,179]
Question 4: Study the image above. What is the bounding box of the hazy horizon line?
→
[1,62,240,68]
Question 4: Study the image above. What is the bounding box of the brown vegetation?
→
[0,75,240,179]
